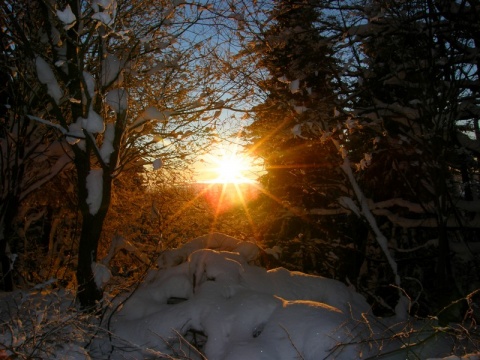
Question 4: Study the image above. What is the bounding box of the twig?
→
[279,323,305,360]
[172,328,208,360]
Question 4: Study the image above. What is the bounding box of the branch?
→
[26,115,67,135]
[20,154,72,201]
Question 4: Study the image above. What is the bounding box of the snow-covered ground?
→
[1,233,479,359]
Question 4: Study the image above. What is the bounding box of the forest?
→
[1,0,479,358]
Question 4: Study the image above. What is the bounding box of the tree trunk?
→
[0,200,18,291]
[76,211,106,309]
[73,146,114,309]
[0,236,13,291]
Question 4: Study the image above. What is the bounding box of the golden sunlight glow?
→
[213,153,253,184]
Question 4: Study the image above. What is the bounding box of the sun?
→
[213,153,252,183]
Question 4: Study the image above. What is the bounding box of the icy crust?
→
[105,233,467,360]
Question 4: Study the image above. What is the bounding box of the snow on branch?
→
[35,56,63,104]
[105,88,128,113]
[81,109,105,134]
[339,196,361,217]
[457,131,480,154]
[373,208,480,228]
[100,123,115,164]
[338,154,408,318]
[26,115,67,134]
[92,262,111,289]
[86,169,103,215]
[340,159,398,277]
[56,4,76,30]
[372,198,430,213]
[101,54,122,86]
[127,107,171,133]
[66,119,85,145]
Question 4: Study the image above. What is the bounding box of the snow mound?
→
[98,233,473,360]
[107,233,373,359]
[157,232,261,268]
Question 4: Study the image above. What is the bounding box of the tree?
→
[240,0,480,317]
[242,0,370,281]
[284,0,480,317]
[336,0,480,317]
[2,0,250,308]
[0,3,72,290]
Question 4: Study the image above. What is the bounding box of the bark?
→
[0,200,17,291]
[0,234,13,292]
[73,145,103,308]
[73,135,117,309]
[76,211,106,309]
[74,159,112,308]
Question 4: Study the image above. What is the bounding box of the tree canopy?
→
[241,0,480,319]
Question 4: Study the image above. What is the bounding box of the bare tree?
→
[1,0,251,307]
[1,2,72,290]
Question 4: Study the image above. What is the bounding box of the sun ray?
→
[231,182,259,236]
[162,123,315,240]
[161,182,217,234]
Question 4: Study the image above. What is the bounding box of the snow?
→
[99,233,455,359]
[141,106,170,122]
[35,56,63,104]
[340,157,405,316]
[127,107,170,132]
[66,118,84,144]
[91,262,111,289]
[292,124,306,138]
[101,234,150,265]
[26,114,67,134]
[85,168,103,215]
[105,88,128,113]
[101,54,121,86]
[0,232,477,359]
[82,108,105,133]
[289,79,300,93]
[157,233,260,268]
[91,0,115,12]
[92,12,113,26]
[108,242,372,359]
[338,196,360,216]
[99,123,115,163]
[294,105,308,114]
[83,71,95,98]
[56,5,76,30]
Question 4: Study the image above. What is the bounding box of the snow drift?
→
[99,233,458,359]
